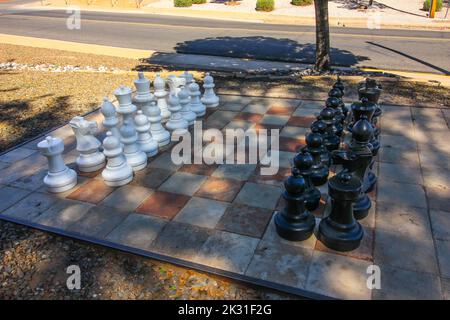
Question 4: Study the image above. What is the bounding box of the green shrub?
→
[174,0,192,7]
[291,0,313,6]
[256,0,274,12]
[192,0,206,3]
[423,0,443,11]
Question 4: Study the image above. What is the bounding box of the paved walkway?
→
[0,92,448,299]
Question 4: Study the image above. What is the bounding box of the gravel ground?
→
[0,220,293,299]
[0,43,448,300]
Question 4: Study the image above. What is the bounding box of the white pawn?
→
[102,132,133,187]
[201,73,219,108]
[142,101,170,147]
[153,73,171,123]
[120,119,147,172]
[100,97,121,141]
[38,136,77,193]
[69,116,106,173]
[134,110,158,157]
[189,81,206,117]
[178,85,196,126]
[166,91,188,135]
[133,72,155,111]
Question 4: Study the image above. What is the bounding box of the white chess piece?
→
[134,110,158,157]
[166,91,189,135]
[167,75,186,95]
[120,119,147,172]
[189,81,206,117]
[153,73,171,123]
[201,72,219,108]
[114,85,137,129]
[38,136,77,193]
[178,85,196,126]
[181,71,194,84]
[102,132,133,187]
[100,97,121,141]
[69,116,106,172]
[133,72,155,111]
[142,101,170,147]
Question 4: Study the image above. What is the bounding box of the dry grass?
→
[0,43,139,70]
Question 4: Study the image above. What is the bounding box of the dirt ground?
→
[0,43,449,299]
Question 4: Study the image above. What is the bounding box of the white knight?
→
[70,116,106,173]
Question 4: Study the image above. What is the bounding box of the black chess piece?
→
[275,167,316,241]
[320,107,341,152]
[293,151,321,211]
[348,98,379,194]
[329,87,348,118]
[358,78,382,104]
[348,117,374,220]
[309,121,331,167]
[301,129,330,184]
[359,78,383,142]
[326,96,345,130]
[333,76,345,95]
[318,169,364,251]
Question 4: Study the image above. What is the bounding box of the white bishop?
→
[100,97,121,141]
[153,73,171,123]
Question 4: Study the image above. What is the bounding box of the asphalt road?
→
[0,8,449,74]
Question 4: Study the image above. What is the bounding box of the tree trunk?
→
[314,0,331,72]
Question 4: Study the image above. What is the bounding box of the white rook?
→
[38,136,77,193]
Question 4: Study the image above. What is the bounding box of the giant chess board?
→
[0,75,446,300]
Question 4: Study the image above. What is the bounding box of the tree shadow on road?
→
[174,36,369,67]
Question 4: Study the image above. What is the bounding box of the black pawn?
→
[318,170,364,251]
[349,117,374,220]
[275,167,316,241]
[293,151,321,211]
[301,129,330,184]
[329,87,348,118]
[326,96,345,130]
[320,107,340,152]
[333,76,345,95]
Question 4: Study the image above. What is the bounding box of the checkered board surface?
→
[0,95,379,299]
